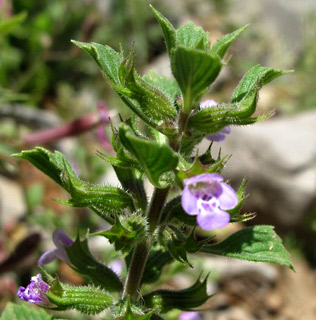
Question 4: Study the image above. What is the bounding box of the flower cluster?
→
[17,274,50,304]
[181,173,238,230]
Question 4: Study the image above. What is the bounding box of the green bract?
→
[11,6,293,320]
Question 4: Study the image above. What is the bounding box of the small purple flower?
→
[38,228,73,266]
[17,274,50,304]
[178,311,202,320]
[200,99,231,142]
[109,259,124,276]
[181,173,238,230]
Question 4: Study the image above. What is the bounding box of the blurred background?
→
[0,0,316,319]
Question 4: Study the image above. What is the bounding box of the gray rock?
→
[209,111,316,231]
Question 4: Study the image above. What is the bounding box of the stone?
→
[208,111,316,233]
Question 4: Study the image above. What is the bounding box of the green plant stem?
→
[123,187,170,299]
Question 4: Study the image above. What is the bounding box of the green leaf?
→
[171,46,222,113]
[61,170,135,216]
[65,237,124,292]
[200,225,294,270]
[142,248,173,284]
[72,41,158,128]
[143,275,211,312]
[71,41,122,85]
[187,89,274,136]
[108,299,154,320]
[12,147,75,189]
[176,22,210,50]
[118,50,177,121]
[46,279,113,315]
[1,302,53,320]
[142,70,180,102]
[210,25,248,58]
[232,64,293,102]
[118,124,179,188]
[92,214,147,254]
[113,166,148,211]
[150,5,176,55]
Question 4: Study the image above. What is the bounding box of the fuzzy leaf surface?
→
[143,276,211,312]
[210,25,248,58]
[232,65,293,102]
[46,279,113,315]
[171,46,221,113]
[119,124,178,188]
[200,225,294,270]
[1,302,53,320]
[176,22,210,50]
[150,5,176,55]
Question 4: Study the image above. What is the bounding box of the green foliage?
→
[65,237,124,292]
[232,65,293,103]
[118,124,179,188]
[200,225,295,270]
[46,279,113,314]
[109,299,154,320]
[93,214,147,254]
[171,46,222,114]
[143,275,211,313]
[0,302,53,320]
[150,5,176,56]
[13,147,135,223]
[210,24,249,58]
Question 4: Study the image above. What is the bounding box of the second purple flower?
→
[181,173,238,230]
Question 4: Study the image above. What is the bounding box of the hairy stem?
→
[123,187,170,299]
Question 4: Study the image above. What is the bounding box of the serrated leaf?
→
[12,147,75,189]
[118,51,177,121]
[142,248,173,284]
[143,275,211,312]
[118,124,178,188]
[46,279,113,315]
[187,89,266,135]
[1,302,53,320]
[71,41,122,85]
[62,171,135,215]
[171,46,222,113]
[93,214,147,254]
[72,41,158,128]
[210,25,248,58]
[176,22,210,50]
[65,237,123,292]
[150,5,176,55]
[200,225,294,270]
[142,70,180,102]
[232,64,293,102]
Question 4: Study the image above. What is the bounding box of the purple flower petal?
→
[184,173,223,186]
[181,185,199,216]
[200,99,218,109]
[178,311,202,320]
[52,228,73,249]
[17,274,50,304]
[218,183,238,210]
[38,249,58,266]
[54,247,71,264]
[197,208,230,230]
